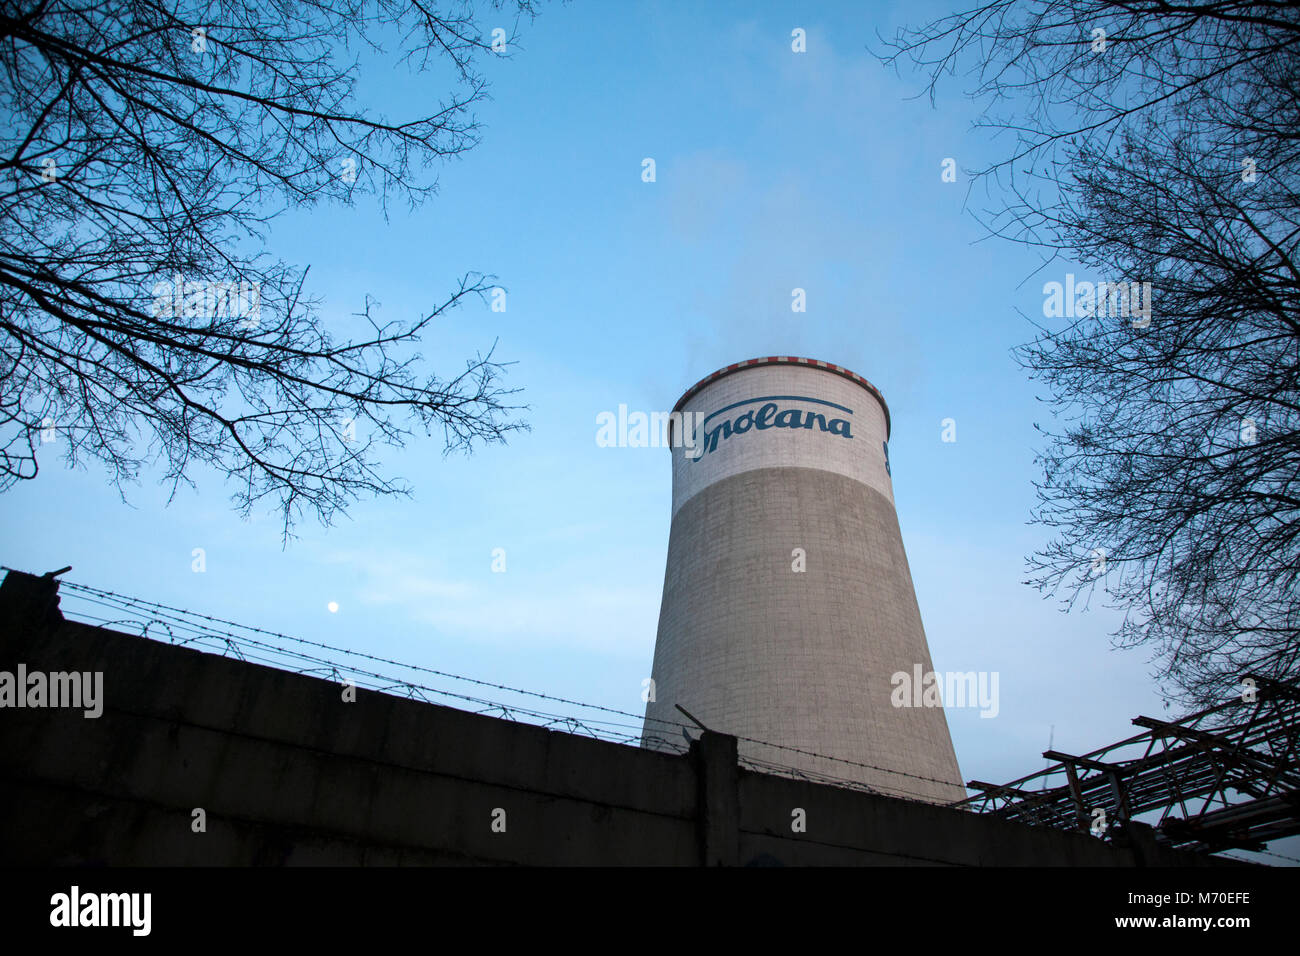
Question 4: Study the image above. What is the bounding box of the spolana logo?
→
[692,395,853,461]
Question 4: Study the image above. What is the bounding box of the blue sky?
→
[3,0,1269,851]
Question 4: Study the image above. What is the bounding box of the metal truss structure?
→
[957,674,1300,855]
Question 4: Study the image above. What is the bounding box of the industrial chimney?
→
[641,356,965,804]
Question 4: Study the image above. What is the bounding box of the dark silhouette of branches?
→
[0,0,537,535]
[879,2,1300,705]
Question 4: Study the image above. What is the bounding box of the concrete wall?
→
[0,571,1229,866]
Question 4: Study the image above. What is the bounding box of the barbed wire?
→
[729,729,973,798]
[736,754,953,805]
[64,601,671,752]
[52,577,979,796]
[11,570,1292,861]
[40,576,1300,858]
[58,580,694,738]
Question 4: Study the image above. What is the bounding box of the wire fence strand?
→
[46,577,978,804]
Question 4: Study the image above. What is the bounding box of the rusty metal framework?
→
[957,674,1300,855]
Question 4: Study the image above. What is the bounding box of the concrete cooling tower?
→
[641,356,965,804]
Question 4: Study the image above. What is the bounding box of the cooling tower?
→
[641,356,965,804]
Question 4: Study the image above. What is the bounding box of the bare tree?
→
[879,2,1300,704]
[0,0,537,535]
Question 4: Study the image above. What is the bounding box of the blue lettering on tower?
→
[689,395,854,461]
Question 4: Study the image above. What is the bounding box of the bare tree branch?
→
[0,0,539,538]
[878,1,1300,706]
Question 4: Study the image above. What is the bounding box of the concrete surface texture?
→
[0,570,1232,866]
[642,358,966,803]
